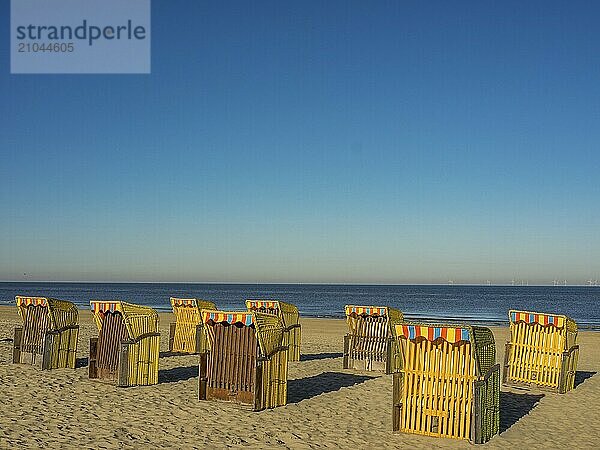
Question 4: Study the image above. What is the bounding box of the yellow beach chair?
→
[391,321,500,444]
[13,296,79,369]
[89,301,160,387]
[199,310,288,410]
[343,305,403,373]
[245,299,301,361]
[503,310,579,393]
[169,297,216,353]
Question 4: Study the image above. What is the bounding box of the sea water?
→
[1,282,598,329]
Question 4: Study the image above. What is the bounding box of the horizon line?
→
[1,280,598,287]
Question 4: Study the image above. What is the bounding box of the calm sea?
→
[1,282,598,329]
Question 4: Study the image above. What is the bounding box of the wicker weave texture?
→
[344,305,403,373]
[89,300,160,386]
[14,296,79,369]
[200,310,288,410]
[169,298,216,353]
[391,321,499,444]
[504,310,578,393]
[246,300,301,362]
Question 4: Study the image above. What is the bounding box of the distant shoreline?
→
[2,280,600,287]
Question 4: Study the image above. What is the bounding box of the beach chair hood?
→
[91,300,159,340]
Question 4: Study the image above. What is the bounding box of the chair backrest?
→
[90,300,160,385]
[171,297,216,321]
[91,300,159,340]
[201,310,287,409]
[16,296,78,355]
[169,297,216,353]
[507,310,577,390]
[391,322,496,441]
[246,300,301,361]
[345,305,403,338]
[202,310,285,356]
[16,296,78,330]
[509,310,577,352]
[245,300,300,328]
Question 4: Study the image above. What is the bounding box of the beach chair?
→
[391,321,500,444]
[13,296,79,370]
[245,299,301,361]
[89,301,160,387]
[199,310,288,410]
[169,297,216,353]
[343,305,403,373]
[503,310,579,393]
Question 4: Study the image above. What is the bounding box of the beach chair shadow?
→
[159,365,198,384]
[75,357,88,368]
[159,351,190,358]
[500,391,544,433]
[300,352,342,362]
[574,371,596,388]
[287,371,375,403]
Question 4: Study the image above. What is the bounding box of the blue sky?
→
[1,1,599,283]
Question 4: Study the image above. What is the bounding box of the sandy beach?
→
[0,305,598,449]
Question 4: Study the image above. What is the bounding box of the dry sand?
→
[0,305,598,449]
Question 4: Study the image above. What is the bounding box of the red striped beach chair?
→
[169,297,216,353]
[13,296,79,369]
[503,310,579,393]
[343,305,403,373]
[89,301,160,387]
[245,300,301,361]
[199,310,288,410]
[391,321,500,444]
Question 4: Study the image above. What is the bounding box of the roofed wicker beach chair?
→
[13,296,79,370]
[245,299,301,361]
[503,310,578,393]
[199,310,288,410]
[391,320,500,444]
[89,301,160,387]
[169,297,216,354]
[343,305,403,373]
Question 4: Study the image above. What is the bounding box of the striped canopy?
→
[91,301,123,314]
[16,296,48,307]
[345,305,388,317]
[510,310,566,328]
[16,296,78,331]
[202,310,254,327]
[170,298,196,307]
[246,300,279,310]
[396,324,471,343]
[90,300,159,340]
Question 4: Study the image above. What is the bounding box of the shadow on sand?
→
[287,371,375,403]
[574,371,596,388]
[160,351,195,358]
[500,391,544,433]
[159,365,198,384]
[75,357,88,368]
[300,352,343,362]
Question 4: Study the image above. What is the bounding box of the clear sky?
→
[1,1,599,284]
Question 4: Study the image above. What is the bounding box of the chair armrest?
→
[563,344,579,356]
[257,345,289,361]
[284,323,301,332]
[48,324,79,334]
[476,363,500,385]
[122,331,160,345]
